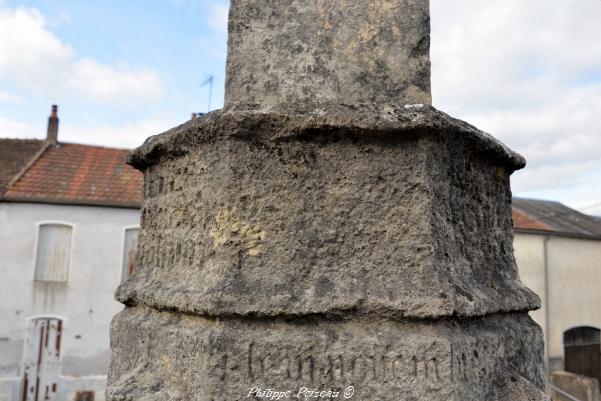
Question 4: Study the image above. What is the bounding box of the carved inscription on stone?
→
[209,340,452,390]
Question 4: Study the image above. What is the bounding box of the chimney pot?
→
[47,104,59,144]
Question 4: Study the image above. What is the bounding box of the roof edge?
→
[514,228,601,241]
[6,141,51,189]
[0,195,141,210]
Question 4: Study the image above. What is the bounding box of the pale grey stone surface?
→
[118,106,539,320]
[107,1,548,399]
[107,306,548,401]
[108,106,548,400]
[224,0,431,110]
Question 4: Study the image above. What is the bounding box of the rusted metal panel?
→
[121,228,139,282]
[75,391,94,401]
[21,318,62,401]
[34,224,72,282]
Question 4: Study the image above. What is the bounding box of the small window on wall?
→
[121,227,139,283]
[34,223,73,282]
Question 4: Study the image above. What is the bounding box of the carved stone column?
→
[107,1,549,400]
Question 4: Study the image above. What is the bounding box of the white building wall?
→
[514,232,601,371]
[3,200,600,397]
[0,202,140,401]
[546,236,601,358]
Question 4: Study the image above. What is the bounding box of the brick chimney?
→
[46,104,59,144]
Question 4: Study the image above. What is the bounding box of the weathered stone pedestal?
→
[107,1,549,400]
[110,307,545,401]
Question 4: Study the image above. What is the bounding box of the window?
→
[121,227,139,283]
[34,223,73,282]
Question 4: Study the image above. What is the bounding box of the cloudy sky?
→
[0,0,600,213]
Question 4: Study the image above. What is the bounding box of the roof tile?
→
[4,143,142,207]
[512,208,552,232]
[0,139,46,195]
[512,197,601,239]
[3,139,599,237]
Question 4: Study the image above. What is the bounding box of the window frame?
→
[32,221,75,283]
[24,314,67,329]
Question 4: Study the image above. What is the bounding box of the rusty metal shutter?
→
[75,391,94,401]
[34,224,72,282]
[121,227,139,283]
[21,317,63,401]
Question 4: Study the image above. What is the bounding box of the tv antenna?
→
[200,75,214,113]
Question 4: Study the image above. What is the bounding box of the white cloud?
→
[0,90,24,103]
[0,113,177,148]
[431,0,601,197]
[69,59,163,104]
[194,2,229,62]
[432,0,601,112]
[0,116,41,139]
[0,6,163,104]
[60,116,177,148]
[207,3,229,34]
[0,7,72,94]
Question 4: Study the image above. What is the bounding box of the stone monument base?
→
[109,105,549,401]
[121,105,539,320]
[107,306,547,401]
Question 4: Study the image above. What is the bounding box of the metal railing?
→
[549,384,584,401]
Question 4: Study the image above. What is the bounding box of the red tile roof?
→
[3,142,142,208]
[0,139,47,195]
[1,138,597,236]
[512,197,601,238]
[512,208,552,232]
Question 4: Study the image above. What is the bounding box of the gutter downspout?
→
[543,234,553,376]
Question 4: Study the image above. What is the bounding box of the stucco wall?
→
[2,200,599,395]
[514,232,601,369]
[0,202,139,400]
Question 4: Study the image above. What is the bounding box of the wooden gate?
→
[21,317,63,401]
[564,326,601,386]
